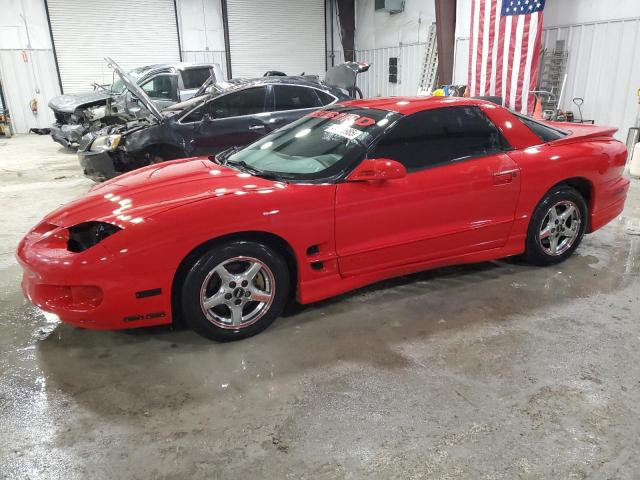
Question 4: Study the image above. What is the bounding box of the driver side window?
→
[369,106,509,172]
[141,74,178,101]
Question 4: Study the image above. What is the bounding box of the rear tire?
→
[180,241,290,341]
[522,185,587,266]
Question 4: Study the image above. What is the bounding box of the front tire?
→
[180,241,290,341]
[523,185,588,266]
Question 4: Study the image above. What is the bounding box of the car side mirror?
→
[347,158,407,182]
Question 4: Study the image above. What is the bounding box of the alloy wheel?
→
[199,256,275,329]
[538,200,582,256]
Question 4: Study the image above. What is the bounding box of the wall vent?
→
[374,0,404,14]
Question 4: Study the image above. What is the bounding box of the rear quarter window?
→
[514,113,568,142]
[181,68,212,89]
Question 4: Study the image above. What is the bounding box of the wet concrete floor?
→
[1,134,640,479]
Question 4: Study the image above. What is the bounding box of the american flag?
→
[467,0,546,114]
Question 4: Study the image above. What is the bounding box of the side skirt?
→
[297,238,525,305]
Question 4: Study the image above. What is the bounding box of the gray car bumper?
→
[78,149,119,182]
[50,123,86,149]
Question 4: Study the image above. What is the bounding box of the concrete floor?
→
[1,133,640,479]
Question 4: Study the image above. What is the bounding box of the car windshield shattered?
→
[224,107,401,180]
[110,66,154,94]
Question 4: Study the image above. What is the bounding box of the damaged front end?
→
[77,118,159,182]
[48,91,120,148]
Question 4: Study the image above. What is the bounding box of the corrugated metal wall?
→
[0,49,60,134]
[355,42,427,97]
[181,50,228,79]
[47,0,181,93]
[541,17,640,140]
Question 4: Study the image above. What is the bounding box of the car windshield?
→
[225,107,401,180]
[111,66,153,94]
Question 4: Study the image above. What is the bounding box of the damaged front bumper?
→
[78,149,119,182]
[50,123,87,149]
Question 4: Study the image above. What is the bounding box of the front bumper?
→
[78,149,119,182]
[50,123,86,149]
[16,223,173,330]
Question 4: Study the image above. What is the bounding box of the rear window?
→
[181,67,212,89]
[513,113,568,142]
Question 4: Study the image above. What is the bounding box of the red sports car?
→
[17,97,629,341]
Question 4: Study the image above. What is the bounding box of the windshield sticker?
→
[325,123,363,140]
[309,110,376,128]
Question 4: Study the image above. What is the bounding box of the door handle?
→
[249,124,265,131]
[493,169,518,185]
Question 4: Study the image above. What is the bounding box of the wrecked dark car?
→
[77,59,370,181]
[49,61,223,148]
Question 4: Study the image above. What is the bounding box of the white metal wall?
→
[226,0,326,78]
[541,17,640,140]
[355,42,427,98]
[0,49,60,133]
[47,0,181,93]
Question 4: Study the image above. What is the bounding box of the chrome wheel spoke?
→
[214,265,233,284]
[229,305,243,326]
[203,290,225,310]
[251,288,272,303]
[559,205,575,223]
[540,225,553,240]
[244,261,262,282]
[548,234,558,254]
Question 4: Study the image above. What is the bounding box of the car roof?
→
[339,96,496,115]
[143,63,216,74]
[162,76,339,113]
[225,75,330,89]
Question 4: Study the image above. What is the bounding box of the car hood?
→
[43,157,285,229]
[105,56,163,122]
[48,91,113,113]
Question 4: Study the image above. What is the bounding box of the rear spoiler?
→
[547,122,618,145]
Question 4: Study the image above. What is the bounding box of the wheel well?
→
[170,231,298,325]
[549,177,593,231]
[557,177,593,209]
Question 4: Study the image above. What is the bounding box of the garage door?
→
[47,0,181,93]
[226,0,326,78]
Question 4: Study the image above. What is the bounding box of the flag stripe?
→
[469,0,481,96]
[468,0,545,114]
[513,14,530,112]
[506,15,518,110]
[519,11,539,113]
[479,0,491,95]
[488,0,502,95]
[526,13,544,113]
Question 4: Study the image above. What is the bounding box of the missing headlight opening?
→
[67,222,122,253]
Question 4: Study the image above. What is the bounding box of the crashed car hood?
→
[43,157,285,228]
[105,56,163,122]
[48,91,113,114]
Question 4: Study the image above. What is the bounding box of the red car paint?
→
[17,97,630,330]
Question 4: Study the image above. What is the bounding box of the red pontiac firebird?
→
[17,97,629,341]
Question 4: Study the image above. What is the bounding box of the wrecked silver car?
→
[77,58,370,181]
[48,61,224,148]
